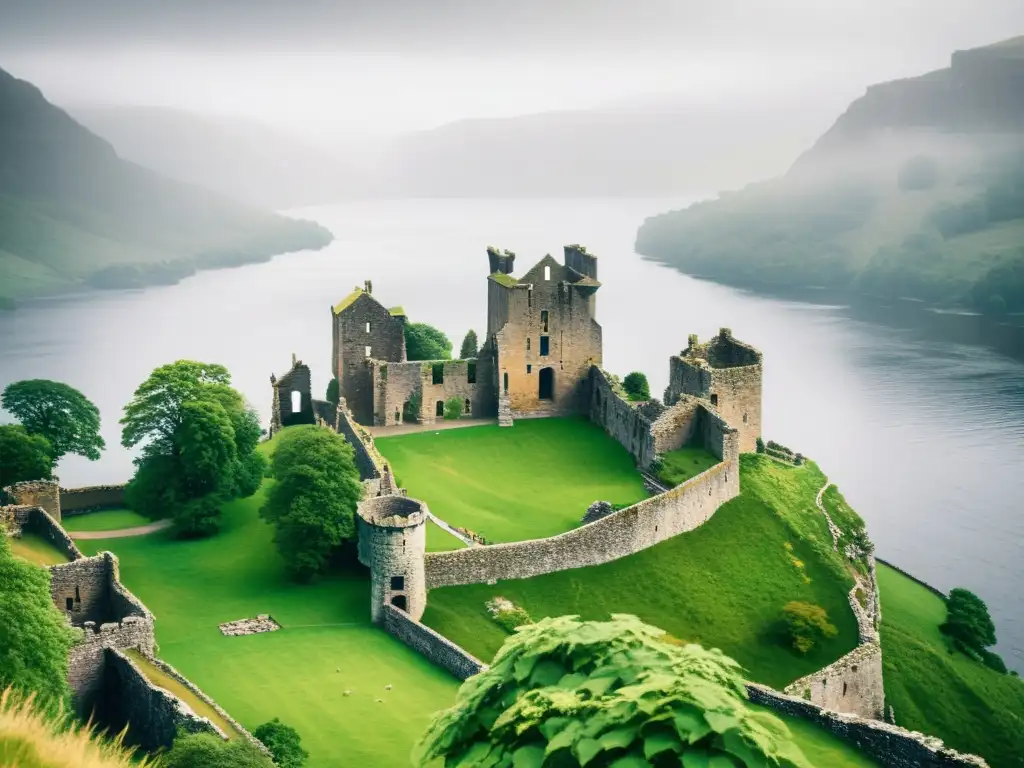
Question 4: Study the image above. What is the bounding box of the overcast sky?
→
[3,0,1023,141]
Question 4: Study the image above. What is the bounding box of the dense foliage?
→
[253,718,309,768]
[443,397,464,420]
[405,322,452,361]
[460,330,479,359]
[622,372,651,401]
[0,424,54,486]
[782,602,838,654]
[416,614,813,768]
[940,588,999,662]
[1,379,105,462]
[0,535,76,712]
[161,732,275,768]
[120,360,266,537]
[325,377,339,406]
[259,426,363,581]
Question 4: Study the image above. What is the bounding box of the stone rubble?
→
[218,615,281,637]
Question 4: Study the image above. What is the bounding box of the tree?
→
[443,397,463,420]
[416,614,813,768]
[405,322,452,361]
[0,425,53,487]
[162,732,274,768]
[260,426,363,582]
[120,361,265,536]
[941,588,997,656]
[2,379,105,462]
[782,602,838,654]
[459,330,479,359]
[623,371,651,401]
[326,377,340,405]
[0,534,76,713]
[253,718,308,768]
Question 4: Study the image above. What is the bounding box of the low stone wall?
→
[60,484,127,515]
[747,683,988,767]
[424,459,739,588]
[783,641,885,720]
[381,603,486,681]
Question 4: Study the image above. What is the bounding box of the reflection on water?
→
[1,197,1022,670]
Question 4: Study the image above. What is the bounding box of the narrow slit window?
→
[366,322,371,333]
[528,289,532,308]
[540,311,549,333]
[365,345,372,358]
[526,338,531,352]
[290,390,301,412]
[544,265,551,280]
[540,336,550,356]
[527,364,532,374]
[464,398,471,415]
[467,361,476,384]
[503,372,509,393]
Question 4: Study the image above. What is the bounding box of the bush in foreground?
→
[0,688,151,768]
[415,614,812,768]
[253,718,308,768]
[782,602,838,654]
[161,731,274,768]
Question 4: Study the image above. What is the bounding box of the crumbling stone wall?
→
[492,251,602,419]
[357,496,429,622]
[2,505,82,560]
[60,485,127,515]
[667,329,763,454]
[784,642,885,720]
[71,614,155,716]
[424,459,739,588]
[381,604,485,681]
[746,684,987,767]
[336,398,383,482]
[3,480,61,521]
[271,357,315,430]
[371,358,495,426]
[333,289,407,425]
[589,368,657,467]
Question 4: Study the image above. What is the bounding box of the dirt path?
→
[70,519,172,540]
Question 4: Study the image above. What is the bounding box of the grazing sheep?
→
[384,684,392,691]
[375,698,385,703]
[343,690,353,697]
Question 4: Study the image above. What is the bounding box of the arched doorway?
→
[539,367,554,400]
[391,595,407,612]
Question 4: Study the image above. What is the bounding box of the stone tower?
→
[485,244,602,419]
[3,480,62,522]
[356,495,428,622]
[666,328,763,454]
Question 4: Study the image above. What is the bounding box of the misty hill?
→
[370,99,824,198]
[636,36,1024,314]
[0,68,332,306]
[72,106,356,209]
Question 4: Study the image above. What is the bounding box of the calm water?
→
[1,198,1022,670]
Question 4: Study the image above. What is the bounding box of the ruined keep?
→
[666,328,764,454]
[356,495,429,623]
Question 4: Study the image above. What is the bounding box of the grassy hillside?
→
[0,68,333,303]
[636,36,1024,314]
[877,563,1024,768]
[423,454,861,689]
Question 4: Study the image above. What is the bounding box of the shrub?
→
[782,601,838,654]
[755,436,765,454]
[415,614,813,768]
[325,377,339,405]
[162,731,275,767]
[402,391,421,423]
[443,397,463,421]
[622,371,651,401]
[253,718,308,768]
[485,597,533,634]
[941,588,997,656]
[980,649,1008,675]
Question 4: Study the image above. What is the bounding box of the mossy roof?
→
[488,272,518,288]
[332,288,365,314]
[388,306,407,317]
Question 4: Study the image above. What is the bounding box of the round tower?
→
[356,495,429,622]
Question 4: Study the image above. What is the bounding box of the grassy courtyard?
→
[8,533,72,566]
[63,509,150,532]
[376,418,649,548]
[877,563,1024,768]
[423,454,859,690]
[656,445,721,486]
[78,436,459,768]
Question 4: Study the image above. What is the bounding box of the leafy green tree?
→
[459,330,479,359]
[782,602,838,654]
[260,426,363,582]
[755,437,766,454]
[416,614,812,768]
[443,397,463,420]
[162,732,274,768]
[0,425,54,487]
[0,534,76,713]
[622,372,651,401]
[326,377,340,405]
[253,718,308,768]
[120,361,264,536]
[941,588,997,656]
[405,322,452,361]
[1,379,105,462]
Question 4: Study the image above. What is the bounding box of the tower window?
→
[527,364,532,374]
[528,289,532,308]
[432,363,444,384]
[366,322,371,333]
[503,372,509,393]
[290,390,301,412]
[365,346,372,358]
[544,265,551,281]
[540,336,550,356]
[526,338,531,352]
[390,576,404,591]
[467,360,477,383]
[540,310,549,332]
[710,394,718,407]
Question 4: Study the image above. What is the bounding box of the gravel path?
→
[70,519,172,540]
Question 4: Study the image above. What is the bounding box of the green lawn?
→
[78,442,459,768]
[376,418,649,548]
[657,445,721,486]
[765,707,878,767]
[63,509,150,532]
[8,533,72,566]
[877,563,1024,768]
[423,454,859,690]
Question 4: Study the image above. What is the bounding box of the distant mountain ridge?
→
[71,105,357,209]
[0,67,333,306]
[636,35,1024,315]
